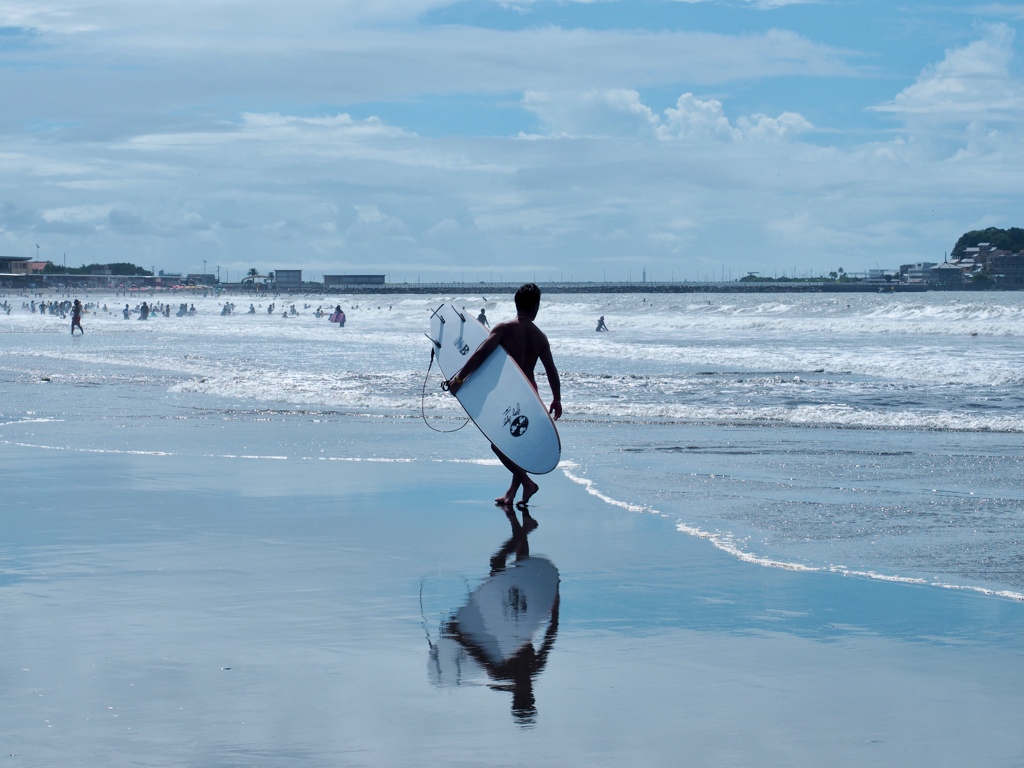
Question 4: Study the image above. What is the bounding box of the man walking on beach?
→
[447,283,562,509]
[71,299,84,335]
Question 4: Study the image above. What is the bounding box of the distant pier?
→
[0,275,946,295]
[320,280,930,295]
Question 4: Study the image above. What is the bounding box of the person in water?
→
[595,315,609,332]
[447,283,562,509]
[477,308,489,328]
[71,299,84,335]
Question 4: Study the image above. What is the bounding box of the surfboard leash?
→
[421,347,470,433]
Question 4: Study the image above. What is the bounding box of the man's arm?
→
[445,328,504,396]
[539,343,562,421]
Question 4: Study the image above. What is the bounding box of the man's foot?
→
[516,479,539,509]
[495,493,514,507]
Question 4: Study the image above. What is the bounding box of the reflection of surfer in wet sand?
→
[595,315,609,332]
[447,284,561,509]
[435,508,559,727]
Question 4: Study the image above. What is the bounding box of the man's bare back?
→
[488,317,554,391]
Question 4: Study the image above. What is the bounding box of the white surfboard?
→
[428,303,561,474]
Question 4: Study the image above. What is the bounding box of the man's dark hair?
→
[515,283,541,315]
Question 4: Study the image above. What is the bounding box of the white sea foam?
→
[561,465,649,513]
[565,460,1024,600]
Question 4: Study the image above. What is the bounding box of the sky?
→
[1,0,1023,283]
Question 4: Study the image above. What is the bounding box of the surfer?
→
[447,283,562,509]
[595,316,609,332]
[477,308,489,328]
[71,299,84,335]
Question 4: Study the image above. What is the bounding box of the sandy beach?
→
[3,363,1023,767]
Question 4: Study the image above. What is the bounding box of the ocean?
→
[3,290,1023,600]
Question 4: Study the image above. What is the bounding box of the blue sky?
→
[2,0,1023,282]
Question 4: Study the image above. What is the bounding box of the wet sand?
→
[2,386,1024,766]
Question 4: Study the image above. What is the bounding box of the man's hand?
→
[549,399,562,421]
[446,377,463,396]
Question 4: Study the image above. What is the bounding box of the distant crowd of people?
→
[3,296,615,341]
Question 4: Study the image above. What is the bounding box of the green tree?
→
[42,261,151,276]
[952,227,1024,259]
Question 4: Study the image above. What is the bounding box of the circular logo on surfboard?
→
[510,415,529,437]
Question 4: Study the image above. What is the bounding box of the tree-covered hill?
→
[43,262,152,276]
[952,227,1024,259]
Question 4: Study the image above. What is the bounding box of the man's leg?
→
[491,444,537,508]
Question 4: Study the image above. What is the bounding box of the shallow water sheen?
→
[3,290,1024,597]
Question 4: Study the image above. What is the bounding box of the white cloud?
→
[872,24,1024,120]
[40,204,111,224]
[522,90,658,137]
[354,205,388,225]
[963,4,1024,21]
[659,94,737,140]
[735,112,814,141]
[1,21,855,126]
[527,90,813,142]
[126,113,409,152]
[743,0,816,8]
[424,218,463,239]
[0,1,97,33]
[0,0,448,35]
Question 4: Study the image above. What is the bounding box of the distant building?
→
[952,240,1024,286]
[275,269,302,287]
[0,256,31,274]
[929,261,967,285]
[901,262,937,283]
[864,268,899,284]
[324,274,386,286]
[987,251,1024,285]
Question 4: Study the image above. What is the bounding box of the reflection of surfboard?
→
[429,556,560,686]
[452,557,559,664]
[428,303,560,474]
